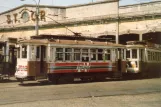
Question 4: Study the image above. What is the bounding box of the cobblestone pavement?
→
[0,78,161,107]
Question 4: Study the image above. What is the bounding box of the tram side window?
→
[104,49,111,61]
[154,52,156,61]
[140,49,144,61]
[17,47,20,58]
[42,46,46,59]
[65,48,72,61]
[132,49,137,59]
[156,52,159,61]
[148,51,151,61]
[74,48,80,61]
[152,52,155,61]
[22,45,27,58]
[98,49,103,61]
[36,46,40,58]
[126,50,130,59]
[82,49,89,62]
[90,49,96,61]
[56,48,64,61]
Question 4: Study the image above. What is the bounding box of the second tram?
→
[125,41,161,78]
[15,39,126,83]
[0,38,17,80]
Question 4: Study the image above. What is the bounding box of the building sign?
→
[6,8,46,24]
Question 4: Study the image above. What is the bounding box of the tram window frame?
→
[82,48,89,62]
[65,48,72,61]
[97,49,103,61]
[104,49,111,61]
[22,45,27,58]
[90,49,96,61]
[74,48,81,61]
[17,47,20,58]
[56,48,64,61]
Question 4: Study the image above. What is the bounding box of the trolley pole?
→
[21,0,40,36]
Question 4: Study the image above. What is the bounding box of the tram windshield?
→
[17,45,27,59]
[126,49,130,59]
[126,49,138,59]
[132,49,137,59]
[22,45,27,58]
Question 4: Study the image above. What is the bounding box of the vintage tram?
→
[0,38,17,80]
[15,37,126,83]
[125,41,161,78]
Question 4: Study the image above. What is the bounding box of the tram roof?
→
[126,45,145,48]
[31,34,112,42]
[18,39,125,47]
[126,41,161,49]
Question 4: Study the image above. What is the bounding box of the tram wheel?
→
[0,77,3,81]
[48,74,59,84]
[28,76,36,81]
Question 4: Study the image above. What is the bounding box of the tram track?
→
[0,78,161,105]
[0,89,160,106]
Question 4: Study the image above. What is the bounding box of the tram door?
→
[33,45,47,77]
[9,46,17,75]
[0,43,16,76]
[40,45,46,74]
[30,45,46,77]
[117,48,126,74]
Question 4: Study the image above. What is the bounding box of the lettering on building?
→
[6,15,12,24]
[5,8,46,24]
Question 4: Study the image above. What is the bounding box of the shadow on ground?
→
[18,76,160,87]
[0,79,18,83]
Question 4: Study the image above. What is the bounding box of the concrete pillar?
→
[116,22,119,44]
[139,33,143,41]
[5,41,9,62]
[115,0,119,44]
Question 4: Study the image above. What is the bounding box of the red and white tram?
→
[125,41,161,78]
[15,39,126,83]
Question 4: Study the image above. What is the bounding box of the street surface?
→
[0,78,161,107]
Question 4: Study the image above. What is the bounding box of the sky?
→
[0,0,152,13]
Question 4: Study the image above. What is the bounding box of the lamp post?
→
[21,0,40,36]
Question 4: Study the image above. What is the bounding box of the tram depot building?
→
[0,0,161,80]
[0,0,161,44]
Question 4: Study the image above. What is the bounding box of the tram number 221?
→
[77,63,90,72]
